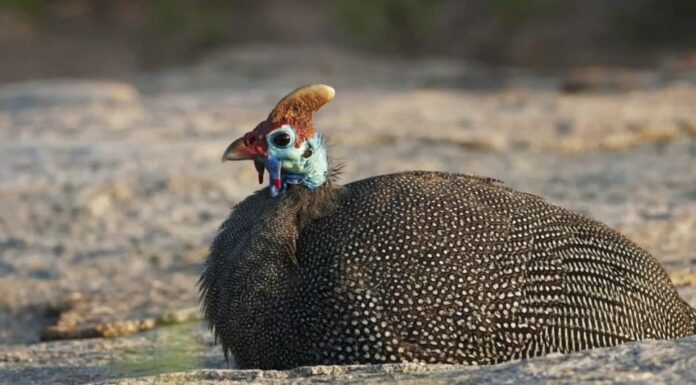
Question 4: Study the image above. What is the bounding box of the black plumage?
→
[200,171,696,369]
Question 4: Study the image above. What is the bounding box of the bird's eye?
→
[271,132,292,148]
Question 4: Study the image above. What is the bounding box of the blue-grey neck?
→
[267,134,328,197]
[300,134,328,189]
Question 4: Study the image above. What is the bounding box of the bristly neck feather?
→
[301,134,328,189]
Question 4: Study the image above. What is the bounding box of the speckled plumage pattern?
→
[200,171,696,369]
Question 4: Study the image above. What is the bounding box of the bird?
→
[199,84,696,370]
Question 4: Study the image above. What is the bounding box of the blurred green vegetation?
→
[0,0,46,19]
[612,0,696,47]
[489,0,559,26]
[330,0,440,53]
[0,0,695,68]
[144,0,233,50]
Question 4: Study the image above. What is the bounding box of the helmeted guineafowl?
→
[200,84,696,369]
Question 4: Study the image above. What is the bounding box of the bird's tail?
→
[686,300,696,334]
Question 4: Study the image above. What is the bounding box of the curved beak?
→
[221,136,256,161]
[222,135,267,185]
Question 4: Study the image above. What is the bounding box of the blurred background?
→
[1,1,696,384]
[2,0,696,83]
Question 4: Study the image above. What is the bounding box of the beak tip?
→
[222,136,255,162]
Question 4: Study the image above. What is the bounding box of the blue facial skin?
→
[264,125,328,197]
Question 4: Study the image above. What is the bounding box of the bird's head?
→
[222,84,334,197]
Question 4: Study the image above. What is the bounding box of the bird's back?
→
[201,171,696,369]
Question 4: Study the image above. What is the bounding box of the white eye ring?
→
[268,127,295,149]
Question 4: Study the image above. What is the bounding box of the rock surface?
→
[0,45,695,384]
[103,335,696,385]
